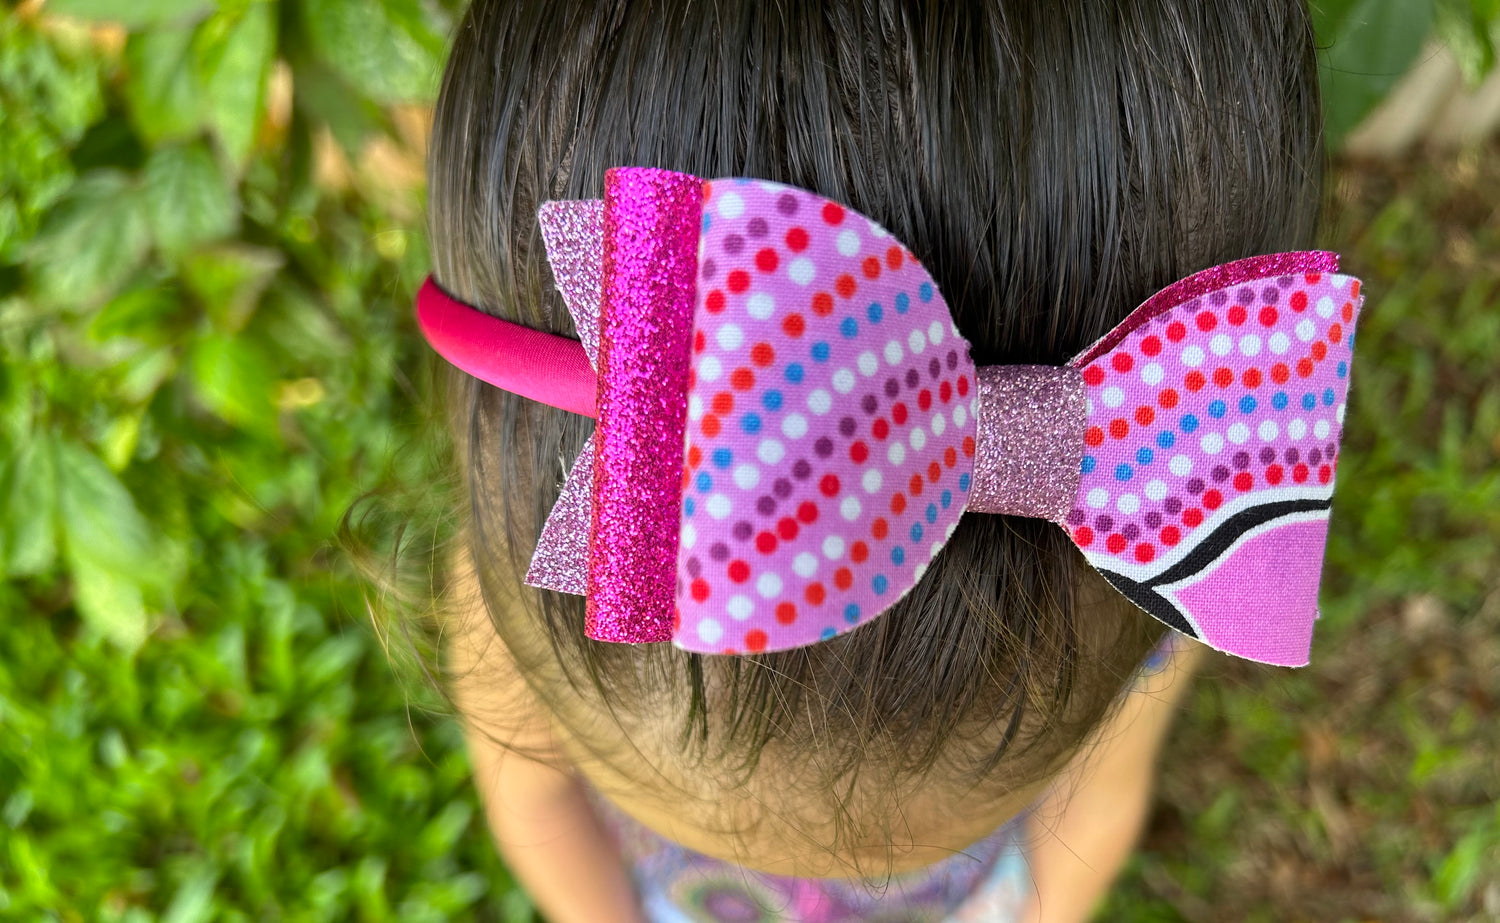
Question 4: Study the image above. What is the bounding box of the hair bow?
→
[416,167,1364,666]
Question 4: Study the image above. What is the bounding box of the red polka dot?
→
[835,274,857,298]
[711,392,734,415]
[872,418,890,440]
[777,517,800,541]
[775,603,797,625]
[755,531,777,554]
[1305,272,1322,285]
[956,376,969,397]
[1141,336,1163,357]
[962,436,975,457]
[688,446,702,468]
[725,562,748,585]
[917,389,932,411]
[927,461,942,483]
[1328,323,1342,343]
[850,441,869,463]
[850,541,869,563]
[1160,526,1181,546]
[1351,280,1361,297]
[1318,464,1332,484]
[1233,472,1253,491]
[797,502,819,523]
[1213,367,1234,388]
[1196,311,1218,332]
[1185,371,1206,392]
[1135,406,1155,426]
[1341,301,1354,322]
[833,568,853,590]
[1271,363,1290,384]
[1203,490,1223,510]
[1134,543,1155,563]
[819,474,840,497]
[727,270,750,293]
[694,330,706,353]
[872,518,889,539]
[1259,306,1278,327]
[1159,388,1180,409]
[783,313,806,337]
[706,290,726,313]
[1266,464,1284,485]
[1296,358,1314,378]
[1085,426,1104,447]
[1243,368,1262,388]
[730,368,755,390]
[1106,533,1127,554]
[944,447,957,468]
[1182,508,1203,527]
[892,403,908,425]
[1083,365,1106,386]
[1290,291,1308,312]
[805,583,826,605]
[908,474,924,496]
[1227,305,1247,326]
[785,227,809,251]
[861,256,881,279]
[822,202,845,224]
[745,629,768,651]
[891,494,906,514]
[1109,418,1130,439]
[702,415,721,437]
[1311,341,1327,361]
[1166,321,1187,342]
[1112,352,1134,373]
[812,293,834,316]
[1075,526,1095,546]
[755,248,779,272]
[1293,463,1309,483]
[885,246,904,270]
[750,342,775,367]
[939,381,952,402]
[690,579,710,601]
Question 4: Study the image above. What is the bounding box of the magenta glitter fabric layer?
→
[585,168,703,644]
[968,366,1085,520]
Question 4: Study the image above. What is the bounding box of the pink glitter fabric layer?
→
[586,168,703,644]
[968,366,1085,521]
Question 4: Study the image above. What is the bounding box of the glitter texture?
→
[967,365,1085,521]
[1073,251,1339,368]
[525,433,594,594]
[586,167,703,644]
[537,200,606,365]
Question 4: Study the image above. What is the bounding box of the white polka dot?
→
[907,329,927,354]
[1258,420,1279,442]
[884,341,903,365]
[789,257,816,286]
[747,293,775,320]
[697,618,723,644]
[706,494,731,519]
[716,192,744,218]
[857,351,878,376]
[756,573,783,599]
[909,427,927,451]
[1336,402,1346,423]
[699,356,722,381]
[1181,345,1205,367]
[931,414,946,436]
[1086,487,1109,509]
[1085,397,1095,415]
[952,404,968,427]
[867,220,890,238]
[716,323,743,351]
[1117,494,1140,514]
[727,595,753,620]
[836,229,861,256]
[1101,386,1124,408]
[1141,363,1164,386]
[792,553,818,579]
[1288,418,1307,440]
[1239,334,1262,357]
[807,389,832,415]
[1169,454,1192,477]
[1144,479,1168,501]
[1210,333,1233,357]
[757,439,785,464]
[782,414,808,439]
[688,394,704,420]
[1269,331,1291,355]
[832,369,855,393]
[1314,419,1330,439]
[681,522,697,549]
[945,521,957,539]
[1200,433,1224,454]
[1316,295,1336,318]
[1227,423,1250,444]
[1295,318,1316,342]
[840,497,861,521]
[927,321,945,345]
[822,536,845,559]
[930,540,944,559]
[733,463,760,490]
[887,442,906,465]
[862,469,883,493]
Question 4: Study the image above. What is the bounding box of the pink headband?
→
[417,167,1364,667]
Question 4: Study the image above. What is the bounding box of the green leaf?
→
[46,0,213,28]
[2,437,58,577]
[66,550,149,651]
[298,0,445,105]
[123,25,206,145]
[23,170,150,309]
[195,2,278,168]
[1435,0,1500,84]
[55,438,156,579]
[1313,0,1437,146]
[182,244,283,333]
[141,143,239,257]
[189,333,277,434]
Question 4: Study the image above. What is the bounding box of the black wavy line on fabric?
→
[1095,496,1333,640]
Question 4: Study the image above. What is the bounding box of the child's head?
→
[427,0,1321,837]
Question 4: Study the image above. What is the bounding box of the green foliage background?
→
[0,1,1497,921]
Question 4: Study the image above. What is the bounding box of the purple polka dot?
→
[1308,448,1322,465]
[1122,523,1141,541]
[776,193,799,216]
[701,258,717,280]
[686,556,701,578]
[946,350,959,370]
[709,542,730,561]
[1259,447,1277,465]
[928,358,942,379]
[732,521,754,541]
[1095,515,1115,532]
[746,217,768,238]
[814,436,834,457]
[1187,478,1205,495]
[1277,275,1294,287]
[1236,286,1255,304]
[1163,497,1183,514]
[1284,447,1300,465]
[1212,465,1231,483]
[790,459,810,480]
[1261,285,1280,304]
[1210,290,1229,306]
[837,417,856,437]
[755,496,776,515]
[1067,508,1087,526]
[775,476,796,497]
[1232,451,1250,470]
[861,394,878,414]
[904,368,920,389]
[1144,511,1162,529]
[1326,442,1337,458]
[723,234,744,255]
[884,378,900,398]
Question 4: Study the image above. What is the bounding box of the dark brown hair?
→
[402,0,1321,855]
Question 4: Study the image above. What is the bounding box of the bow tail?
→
[525,433,595,595]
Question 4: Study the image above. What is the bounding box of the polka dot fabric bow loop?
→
[415,166,1365,667]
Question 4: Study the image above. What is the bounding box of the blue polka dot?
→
[1239,395,1257,414]
[941,489,953,509]
[1336,361,1347,379]
[895,292,910,314]
[712,448,732,468]
[1156,431,1175,449]
[1081,455,1097,474]
[1301,392,1316,410]
[872,575,888,595]
[891,546,906,565]
[695,472,712,492]
[918,282,934,302]
[701,214,711,232]
[1322,388,1335,406]
[1208,400,1227,419]
[1272,391,1289,410]
[1115,463,1134,482]
[910,523,924,543]
[762,390,783,411]
[867,302,883,323]
[683,497,696,517]
[1180,414,1200,433]
[844,603,860,624]
[741,413,762,434]
[925,503,938,524]
[820,626,837,640]
[785,363,805,384]
[958,472,971,492]
[840,317,858,338]
[812,342,830,362]
[1136,447,1154,466]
